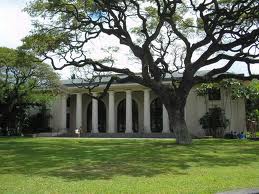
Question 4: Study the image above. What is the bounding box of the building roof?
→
[62,70,219,87]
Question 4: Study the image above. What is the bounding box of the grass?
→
[0,138,259,194]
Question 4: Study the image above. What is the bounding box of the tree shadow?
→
[0,138,258,181]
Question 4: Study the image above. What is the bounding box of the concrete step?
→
[58,132,175,138]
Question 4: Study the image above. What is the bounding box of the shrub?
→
[200,107,229,138]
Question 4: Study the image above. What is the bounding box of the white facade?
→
[49,81,246,136]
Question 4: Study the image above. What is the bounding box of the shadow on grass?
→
[0,138,258,181]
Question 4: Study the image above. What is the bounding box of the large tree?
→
[0,47,61,133]
[23,0,259,144]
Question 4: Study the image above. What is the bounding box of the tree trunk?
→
[164,96,192,145]
[168,107,192,145]
[6,100,17,135]
[151,78,193,144]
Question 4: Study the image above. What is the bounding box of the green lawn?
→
[0,138,259,194]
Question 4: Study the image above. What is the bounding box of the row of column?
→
[64,89,170,133]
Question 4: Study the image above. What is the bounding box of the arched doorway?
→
[87,100,106,133]
[150,98,163,132]
[117,99,139,133]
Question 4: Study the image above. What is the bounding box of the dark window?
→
[208,88,221,100]
[117,99,138,133]
[66,113,70,129]
[87,101,106,133]
[117,100,126,133]
[66,97,71,107]
[150,98,163,133]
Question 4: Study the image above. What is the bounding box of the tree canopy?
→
[0,47,62,133]
[22,0,259,144]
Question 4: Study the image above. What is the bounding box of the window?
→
[66,113,70,129]
[117,99,139,133]
[150,98,163,133]
[87,101,106,133]
[208,88,221,100]
[66,97,71,107]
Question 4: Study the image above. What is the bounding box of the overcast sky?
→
[0,0,73,78]
[0,0,258,79]
[0,0,30,48]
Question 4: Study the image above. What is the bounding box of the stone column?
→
[76,93,82,129]
[125,90,133,133]
[92,93,99,133]
[143,89,151,133]
[60,94,67,130]
[162,105,170,133]
[108,91,115,133]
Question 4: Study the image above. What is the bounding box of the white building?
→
[49,76,246,137]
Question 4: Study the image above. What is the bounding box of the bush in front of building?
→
[200,107,229,138]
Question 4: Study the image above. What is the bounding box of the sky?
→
[0,0,30,48]
[0,0,72,79]
[0,0,258,79]
[0,0,133,79]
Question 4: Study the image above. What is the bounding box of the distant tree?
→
[245,80,259,122]
[22,0,259,144]
[0,47,61,134]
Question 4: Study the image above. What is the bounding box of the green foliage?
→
[21,32,72,55]
[196,83,220,96]
[196,79,259,100]
[0,47,62,133]
[245,80,259,101]
[247,109,259,122]
[0,47,61,105]
[200,107,229,137]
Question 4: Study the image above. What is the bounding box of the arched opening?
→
[150,98,163,132]
[117,99,139,133]
[87,100,106,133]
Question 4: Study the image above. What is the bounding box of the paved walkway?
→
[217,188,259,194]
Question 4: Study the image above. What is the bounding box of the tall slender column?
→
[108,91,115,133]
[184,104,187,121]
[125,90,133,133]
[76,93,82,129]
[92,92,99,133]
[144,89,151,133]
[60,94,67,130]
[162,105,170,133]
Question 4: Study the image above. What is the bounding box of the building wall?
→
[49,85,247,136]
[185,87,246,136]
[185,88,207,136]
[49,95,66,130]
